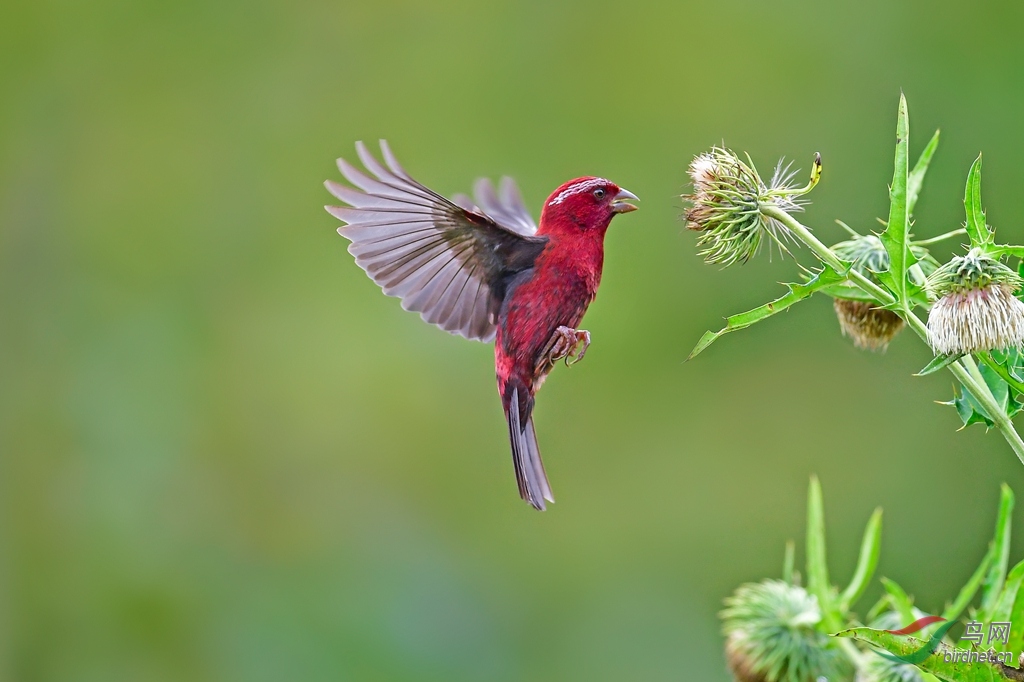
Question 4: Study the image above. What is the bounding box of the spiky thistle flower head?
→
[684,148,817,267]
[832,234,890,274]
[721,580,853,682]
[925,247,1024,355]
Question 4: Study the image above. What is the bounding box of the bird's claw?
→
[547,326,591,367]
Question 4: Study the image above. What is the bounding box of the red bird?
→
[326,141,638,509]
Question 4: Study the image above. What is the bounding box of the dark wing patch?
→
[326,141,547,342]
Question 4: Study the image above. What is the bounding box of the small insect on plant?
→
[685,93,1024,468]
[723,478,1024,682]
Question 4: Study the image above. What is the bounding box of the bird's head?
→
[539,177,638,236]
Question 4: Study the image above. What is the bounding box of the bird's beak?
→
[611,188,639,213]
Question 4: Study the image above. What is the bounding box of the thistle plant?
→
[686,94,1024,468]
[720,478,1024,682]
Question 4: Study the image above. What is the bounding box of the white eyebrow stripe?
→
[547,178,611,206]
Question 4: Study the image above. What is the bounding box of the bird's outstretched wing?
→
[326,141,547,342]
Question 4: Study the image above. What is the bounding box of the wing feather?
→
[327,141,546,342]
[472,177,537,236]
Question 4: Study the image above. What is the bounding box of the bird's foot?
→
[547,326,591,367]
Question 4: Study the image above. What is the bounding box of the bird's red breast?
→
[495,177,622,394]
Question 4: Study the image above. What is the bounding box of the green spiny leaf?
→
[688,265,847,359]
[817,282,875,302]
[908,128,940,217]
[877,93,914,306]
[995,348,1024,381]
[805,476,844,633]
[839,507,882,613]
[987,244,1024,260]
[917,353,964,376]
[964,154,995,248]
[980,350,1024,396]
[1007,569,1024,657]
[945,363,1022,428]
[988,559,1024,647]
[906,276,932,310]
[978,484,1015,622]
[806,476,830,602]
[836,628,1021,681]
[944,385,995,428]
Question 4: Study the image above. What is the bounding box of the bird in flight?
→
[325,141,638,509]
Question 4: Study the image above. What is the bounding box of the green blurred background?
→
[4,0,1024,679]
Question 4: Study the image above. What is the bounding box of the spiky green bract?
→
[721,580,853,682]
[925,248,1024,355]
[685,148,808,267]
[926,248,1022,297]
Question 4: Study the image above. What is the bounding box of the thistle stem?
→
[761,205,847,272]
[762,205,895,305]
[761,205,1024,466]
[912,228,967,246]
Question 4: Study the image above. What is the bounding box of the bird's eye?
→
[593,188,606,199]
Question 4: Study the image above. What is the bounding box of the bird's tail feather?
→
[505,386,554,510]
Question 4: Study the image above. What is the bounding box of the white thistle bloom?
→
[683,148,818,267]
[689,152,718,192]
[925,248,1024,355]
[928,284,1024,355]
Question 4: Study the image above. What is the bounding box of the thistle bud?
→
[829,234,905,351]
[684,148,818,267]
[721,580,853,682]
[833,299,904,351]
[831,233,890,275]
[925,248,1024,355]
